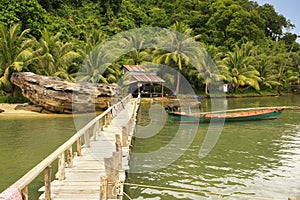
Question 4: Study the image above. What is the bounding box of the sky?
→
[255,0,300,43]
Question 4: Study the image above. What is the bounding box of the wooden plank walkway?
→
[39,98,139,200]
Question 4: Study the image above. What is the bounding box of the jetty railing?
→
[3,94,133,200]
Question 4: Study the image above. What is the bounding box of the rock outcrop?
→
[11,72,120,113]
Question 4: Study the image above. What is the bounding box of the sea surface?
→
[0,95,299,199]
[126,95,300,200]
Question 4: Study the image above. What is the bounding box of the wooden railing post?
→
[100,176,108,200]
[100,118,104,131]
[104,157,114,183]
[104,114,108,128]
[104,153,121,199]
[84,130,90,147]
[21,186,28,200]
[67,146,73,168]
[44,165,52,200]
[57,153,66,181]
[115,134,122,154]
[127,118,133,136]
[2,94,136,200]
[77,137,82,156]
[113,151,121,173]
[122,126,128,147]
[93,121,99,141]
[104,157,114,198]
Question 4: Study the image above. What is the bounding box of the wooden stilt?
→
[44,166,52,200]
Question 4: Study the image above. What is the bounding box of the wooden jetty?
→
[0,94,140,200]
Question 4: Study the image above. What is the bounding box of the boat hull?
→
[168,108,284,124]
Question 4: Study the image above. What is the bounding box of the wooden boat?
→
[166,107,284,123]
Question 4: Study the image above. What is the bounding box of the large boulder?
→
[11,72,120,113]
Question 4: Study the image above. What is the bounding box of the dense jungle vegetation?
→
[0,0,299,99]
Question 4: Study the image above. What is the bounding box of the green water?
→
[0,96,299,200]
[0,114,76,198]
[126,95,300,200]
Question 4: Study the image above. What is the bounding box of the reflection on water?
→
[126,96,300,199]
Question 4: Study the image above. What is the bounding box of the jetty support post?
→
[104,152,121,199]
[44,165,52,200]
[104,114,108,128]
[76,137,82,156]
[122,126,128,147]
[100,176,108,200]
[84,130,90,147]
[21,186,28,200]
[67,146,73,168]
[57,152,66,180]
[93,121,99,141]
[104,157,115,199]
[100,117,104,131]
[115,134,122,154]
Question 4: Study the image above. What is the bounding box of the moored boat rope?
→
[200,106,300,114]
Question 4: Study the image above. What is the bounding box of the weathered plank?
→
[38,97,140,200]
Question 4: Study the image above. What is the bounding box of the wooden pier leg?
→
[122,126,128,147]
[104,157,114,183]
[21,186,28,200]
[100,176,108,200]
[84,130,90,147]
[127,118,133,135]
[101,118,104,131]
[104,157,115,199]
[57,152,66,180]
[77,137,82,156]
[115,134,122,155]
[93,121,99,141]
[67,146,73,168]
[44,165,52,200]
[113,152,121,197]
[113,151,121,174]
[104,114,108,128]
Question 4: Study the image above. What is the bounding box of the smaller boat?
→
[166,107,284,123]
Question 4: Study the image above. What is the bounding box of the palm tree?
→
[0,24,36,96]
[220,42,262,91]
[75,41,121,83]
[34,29,81,80]
[199,44,225,96]
[82,29,107,54]
[256,58,281,90]
[117,30,153,65]
[153,21,202,95]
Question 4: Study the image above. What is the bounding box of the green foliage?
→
[0,93,29,103]
[0,0,298,99]
[0,24,36,94]
[0,0,46,38]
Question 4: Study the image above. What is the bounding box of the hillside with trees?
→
[0,0,299,100]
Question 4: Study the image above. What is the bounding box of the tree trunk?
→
[205,83,209,96]
[175,70,181,95]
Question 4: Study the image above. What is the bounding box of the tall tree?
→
[220,42,262,91]
[0,0,46,38]
[258,3,294,41]
[33,28,81,80]
[153,21,201,95]
[0,24,36,95]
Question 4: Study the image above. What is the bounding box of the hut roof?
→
[122,65,165,84]
[122,65,146,72]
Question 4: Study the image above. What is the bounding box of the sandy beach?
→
[0,103,40,115]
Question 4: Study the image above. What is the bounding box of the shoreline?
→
[0,103,40,115]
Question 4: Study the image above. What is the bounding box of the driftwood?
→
[11,72,120,114]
